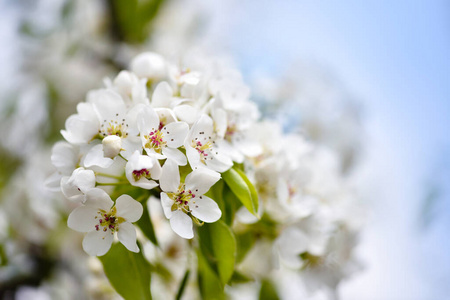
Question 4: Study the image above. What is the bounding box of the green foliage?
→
[136,202,159,246]
[198,220,236,287]
[197,250,225,300]
[259,279,280,300]
[235,231,256,263]
[175,269,190,300]
[100,243,152,300]
[222,167,259,217]
[108,0,165,43]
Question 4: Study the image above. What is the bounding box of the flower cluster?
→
[50,51,262,254]
[49,51,363,298]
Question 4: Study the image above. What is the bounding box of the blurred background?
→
[0,0,449,299]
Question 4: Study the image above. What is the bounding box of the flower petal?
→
[162,122,189,148]
[159,159,180,192]
[151,81,173,108]
[85,188,113,210]
[67,206,99,232]
[84,144,114,168]
[185,168,220,195]
[162,147,187,166]
[118,222,139,252]
[160,192,173,219]
[169,210,194,239]
[137,105,159,137]
[115,195,143,222]
[82,230,114,256]
[190,195,221,223]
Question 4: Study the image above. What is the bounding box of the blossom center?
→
[144,130,166,152]
[99,114,129,138]
[168,184,197,213]
[192,140,213,162]
[94,206,124,234]
[132,168,150,181]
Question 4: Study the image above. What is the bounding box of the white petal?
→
[160,192,173,219]
[85,188,114,211]
[169,210,194,239]
[185,168,220,195]
[82,230,114,256]
[133,179,159,190]
[130,52,166,79]
[162,122,189,148]
[67,206,99,232]
[159,159,180,192]
[84,144,114,168]
[115,195,143,222]
[61,115,98,144]
[137,106,160,137]
[162,147,187,166]
[51,141,78,175]
[118,222,139,252]
[74,168,96,193]
[151,81,173,108]
[91,89,126,122]
[212,108,227,139]
[185,144,201,169]
[206,150,233,173]
[190,196,221,223]
[174,105,200,124]
[155,108,177,124]
[188,114,214,139]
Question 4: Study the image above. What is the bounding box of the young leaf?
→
[197,250,225,300]
[233,167,259,213]
[100,243,152,300]
[136,202,158,246]
[222,167,258,216]
[198,220,236,286]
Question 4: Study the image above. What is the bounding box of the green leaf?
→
[136,202,158,246]
[229,271,253,285]
[175,269,190,300]
[198,221,236,286]
[235,231,256,263]
[259,279,280,300]
[100,243,152,300]
[234,167,259,213]
[197,250,225,300]
[222,167,258,216]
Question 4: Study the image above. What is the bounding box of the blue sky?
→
[217,0,450,298]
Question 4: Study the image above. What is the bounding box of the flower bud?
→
[130,52,166,80]
[102,135,122,159]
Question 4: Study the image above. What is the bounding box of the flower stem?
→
[118,153,128,162]
[95,172,123,180]
[96,181,129,186]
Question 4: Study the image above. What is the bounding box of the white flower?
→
[61,167,96,202]
[185,114,233,173]
[125,151,161,189]
[130,52,166,80]
[159,160,221,239]
[67,188,143,256]
[137,105,189,166]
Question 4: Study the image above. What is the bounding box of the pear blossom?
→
[67,188,143,256]
[61,167,96,202]
[130,52,166,80]
[137,105,189,166]
[185,114,232,172]
[159,160,221,239]
[125,151,161,189]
